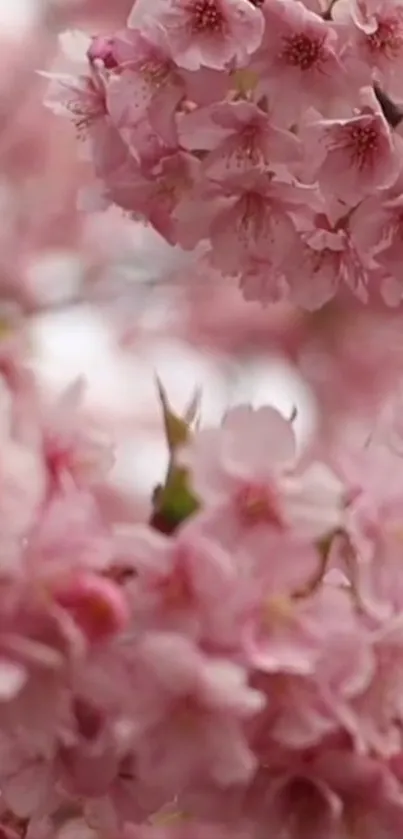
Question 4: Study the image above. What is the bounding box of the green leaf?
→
[150,381,201,533]
[151,468,199,533]
[156,378,200,455]
[161,467,199,516]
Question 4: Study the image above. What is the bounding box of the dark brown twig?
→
[374,83,403,129]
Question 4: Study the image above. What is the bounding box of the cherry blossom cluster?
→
[1,356,403,839]
[3,0,403,837]
[46,0,403,309]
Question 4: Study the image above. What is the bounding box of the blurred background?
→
[0,0,314,513]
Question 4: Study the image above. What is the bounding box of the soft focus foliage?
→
[3,0,403,838]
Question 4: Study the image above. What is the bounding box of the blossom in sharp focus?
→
[128,0,265,71]
[305,91,401,206]
[251,0,348,120]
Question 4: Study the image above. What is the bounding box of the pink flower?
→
[58,705,137,802]
[181,405,343,544]
[252,745,403,839]
[244,577,370,677]
[44,70,107,143]
[252,0,347,120]
[208,186,298,276]
[284,213,377,307]
[334,0,403,99]
[43,32,128,177]
[128,0,265,71]
[115,520,242,644]
[29,0,403,833]
[315,747,403,839]
[41,380,114,489]
[103,150,200,243]
[118,514,322,654]
[306,90,401,206]
[176,171,315,275]
[351,182,403,302]
[132,632,265,790]
[1,760,55,822]
[343,616,403,759]
[23,488,115,595]
[51,573,129,644]
[333,447,403,623]
[105,30,184,146]
[0,733,59,822]
[178,100,302,178]
[248,583,374,749]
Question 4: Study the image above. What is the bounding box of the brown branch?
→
[373,83,403,129]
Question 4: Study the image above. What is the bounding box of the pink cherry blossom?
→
[335,0,403,99]
[128,0,265,72]
[6,0,403,834]
[247,581,374,750]
[244,577,372,681]
[43,33,128,180]
[340,614,403,758]
[105,30,184,146]
[284,212,378,307]
[262,746,403,839]
[44,64,107,145]
[41,380,114,489]
[118,520,244,641]
[252,0,348,120]
[132,632,265,790]
[176,171,315,277]
[306,92,401,206]
[181,404,343,543]
[51,573,130,643]
[351,180,403,302]
[103,150,200,243]
[178,100,302,177]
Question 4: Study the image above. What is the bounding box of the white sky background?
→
[0,0,316,495]
[0,0,38,31]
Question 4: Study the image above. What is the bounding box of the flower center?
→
[367,17,403,57]
[139,58,171,89]
[346,123,379,169]
[188,0,225,33]
[281,33,323,70]
[236,482,284,527]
